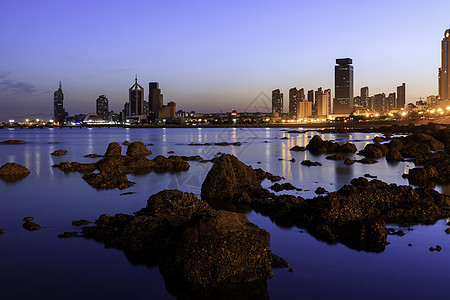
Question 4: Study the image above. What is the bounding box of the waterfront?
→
[0,127,449,299]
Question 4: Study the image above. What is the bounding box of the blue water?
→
[0,127,449,299]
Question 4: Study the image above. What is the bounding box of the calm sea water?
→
[0,127,449,299]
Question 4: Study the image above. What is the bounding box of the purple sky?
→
[0,0,449,118]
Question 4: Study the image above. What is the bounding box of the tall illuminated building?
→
[149,82,163,122]
[53,81,66,124]
[288,87,298,118]
[272,89,283,117]
[396,83,406,109]
[96,95,108,120]
[129,76,144,116]
[334,58,354,114]
[439,29,450,100]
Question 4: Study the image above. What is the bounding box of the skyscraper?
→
[361,86,369,108]
[334,58,354,114]
[396,83,406,109]
[272,89,283,117]
[439,29,450,100]
[53,81,65,124]
[129,76,144,116]
[96,95,108,120]
[149,82,163,122]
[288,87,298,119]
[316,89,329,118]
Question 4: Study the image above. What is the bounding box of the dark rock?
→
[337,143,357,153]
[58,231,81,238]
[0,140,26,144]
[82,172,134,190]
[104,142,122,157]
[281,137,288,140]
[373,136,383,143]
[288,268,294,273]
[0,228,5,234]
[126,141,152,157]
[445,228,450,234]
[167,151,174,154]
[51,150,67,156]
[408,166,439,186]
[408,243,413,247]
[301,160,322,166]
[214,142,241,146]
[270,182,297,192]
[358,158,378,164]
[120,192,136,196]
[72,220,89,226]
[267,175,282,182]
[305,135,357,154]
[271,254,289,268]
[181,155,203,161]
[23,217,33,222]
[430,245,442,252]
[290,146,306,152]
[315,187,327,194]
[151,155,190,171]
[23,222,41,231]
[359,143,388,159]
[386,148,403,162]
[0,163,30,180]
[290,158,296,162]
[52,162,96,173]
[83,153,102,158]
[344,158,354,165]
[364,174,377,179]
[326,154,346,160]
[123,141,130,145]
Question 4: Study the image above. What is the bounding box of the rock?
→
[160,210,274,288]
[267,175,282,182]
[290,146,306,152]
[337,143,357,153]
[82,172,134,190]
[326,154,346,160]
[123,141,130,145]
[0,140,26,144]
[151,155,190,171]
[201,154,261,209]
[386,148,403,162]
[290,158,296,162]
[126,142,152,157]
[301,160,322,166]
[0,163,30,180]
[408,166,439,186]
[23,222,41,231]
[306,135,326,153]
[288,268,294,273]
[430,245,442,252]
[344,158,354,165]
[364,174,377,179]
[373,136,383,143]
[57,232,81,238]
[0,228,5,234]
[181,155,203,161]
[271,254,289,268]
[83,153,102,158]
[305,135,357,154]
[104,142,122,157]
[72,220,89,226]
[50,150,67,156]
[52,162,96,173]
[408,243,413,247]
[214,142,241,146]
[359,143,388,159]
[358,158,378,164]
[270,182,297,192]
[445,228,450,234]
[281,137,288,140]
[315,187,327,194]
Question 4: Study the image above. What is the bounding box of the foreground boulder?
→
[305,135,357,154]
[126,141,152,157]
[0,163,30,182]
[76,190,285,290]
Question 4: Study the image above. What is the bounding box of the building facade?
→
[361,86,369,108]
[149,82,163,122]
[439,29,450,100]
[53,81,66,124]
[316,88,329,118]
[272,89,283,117]
[288,87,298,119]
[334,58,354,114]
[129,76,144,116]
[96,95,109,120]
[396,83,406,109]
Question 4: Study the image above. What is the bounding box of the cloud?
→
[0,72,48,94]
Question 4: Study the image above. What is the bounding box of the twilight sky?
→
[0,0,449,118]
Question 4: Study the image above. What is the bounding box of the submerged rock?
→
[290,146,306,152]
[0,163,30,182]
[51,150,67,156]
[82,172,134,190]
[23,221,41,231]
[126,141,152,157]
[0,140,26,144]
[305,135,357,154]
[301,160,322,166]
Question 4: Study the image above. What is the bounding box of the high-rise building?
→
[373,93,385,113]
[427,95,439,108]
[334,58,354,114]
[129,76,144,116]
[297,99,312,118]
[289,87,298,119]
[386,93,396,112]
[361,86,369,108]
[272,89,283,117]
[96,95,108,120]
[316,88,329,118]
[149,82,163,121]
[439,29,450,100]
[53,81,66,124]
[396,83,406,109]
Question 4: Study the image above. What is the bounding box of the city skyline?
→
[1,0,449,118]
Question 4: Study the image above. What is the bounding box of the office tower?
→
[313,87,323,117]
[297,99,312,118]
[334,58,354,114]
[325,88,331,114]
[149,82,163,121]
[396,83,406,109]
[386,93,396,112]
[272,89,283,117]
[307,89,314,115]
[298,88,305,101]
[353,96,362,107]
[96,95,108,120]
[316,88,329,118]
[427,95,439,108]
[373,93,385,113]
[289,87,298,119]
[129,76,144,116]
[361,86,369,108]
[53,81,65,124]
[439,29,450,100]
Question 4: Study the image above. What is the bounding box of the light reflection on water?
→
[0,127,449,299]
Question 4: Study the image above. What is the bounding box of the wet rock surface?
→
[52,142,190,189]
[51,150,67,156]
[0,163,31,181]
[0,140,26,144]
[301,160,322,166]
[305,135,357,154]
[290,146,306,152]
[70,190,284,291]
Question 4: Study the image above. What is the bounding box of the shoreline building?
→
[316,88,329,118]
[149,82,163,122]
[272,89,283,117]
[334,58,354,114]
[53,81,66,124]
[396,83,406,109]
[439,29,450,101]
[288,87,298,119]
[96,95,108,120]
